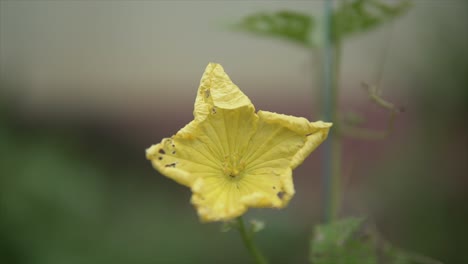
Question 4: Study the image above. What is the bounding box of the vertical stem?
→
[322,0,342,223]
[237,217,268,264]
[330,41,342,222]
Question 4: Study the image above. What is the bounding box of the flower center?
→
[222,154,245,180]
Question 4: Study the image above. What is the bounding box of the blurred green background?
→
[0,1,466,263]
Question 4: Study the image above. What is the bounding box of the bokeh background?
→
[1,1,467,263]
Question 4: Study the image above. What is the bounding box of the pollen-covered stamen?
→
[229,170,239,178]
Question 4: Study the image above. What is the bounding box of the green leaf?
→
[232,10,314,47]
[229,1,410,47]
[309,217,443,264]
[333,0,412,41]
[310,217,376,264]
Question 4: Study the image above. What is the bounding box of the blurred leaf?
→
[342,111,367,126]
[310,217,376,264]
[250,219,265,233]
[230,1,410,48]
[309,217,442,264]
[233,10,314,47]
[333,0,412,41]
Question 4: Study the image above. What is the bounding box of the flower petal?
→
[241,168,294,208]
[254,111,332,169]
[198,105,258,159]
[191,177,247,222]
[290,120,332,169]
[188,106,260,221]
[194,63,253,121]
[237,111,331,208]
[147,104,260,222]
[146,120,222,187]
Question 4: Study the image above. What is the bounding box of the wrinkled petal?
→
[237,111,331,208]
[255,111,332,169]
[290,120,332,169]
[194,63,253,122]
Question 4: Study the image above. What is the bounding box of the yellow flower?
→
[146,63,331,222]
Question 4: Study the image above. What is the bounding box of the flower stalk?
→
[237,217,268,264]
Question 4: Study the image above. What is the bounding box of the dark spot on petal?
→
[211,107,217,114]
[205,90,210,98]
[172,144,175,147]
[158,157,163,160]
[277,191,285,199]
[165,162,177,168]
[272,186,276,190]
[306,133,312,136]
[159,149,165,154]
[172,151,176,154]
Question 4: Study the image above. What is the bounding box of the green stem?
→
[329,41,342,222]
[237,217,268,264]
[323,0,343,223]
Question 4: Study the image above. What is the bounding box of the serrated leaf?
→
[333,0,412,41]
[233,10,314,47]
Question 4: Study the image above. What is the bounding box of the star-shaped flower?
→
[146,63,331,222]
